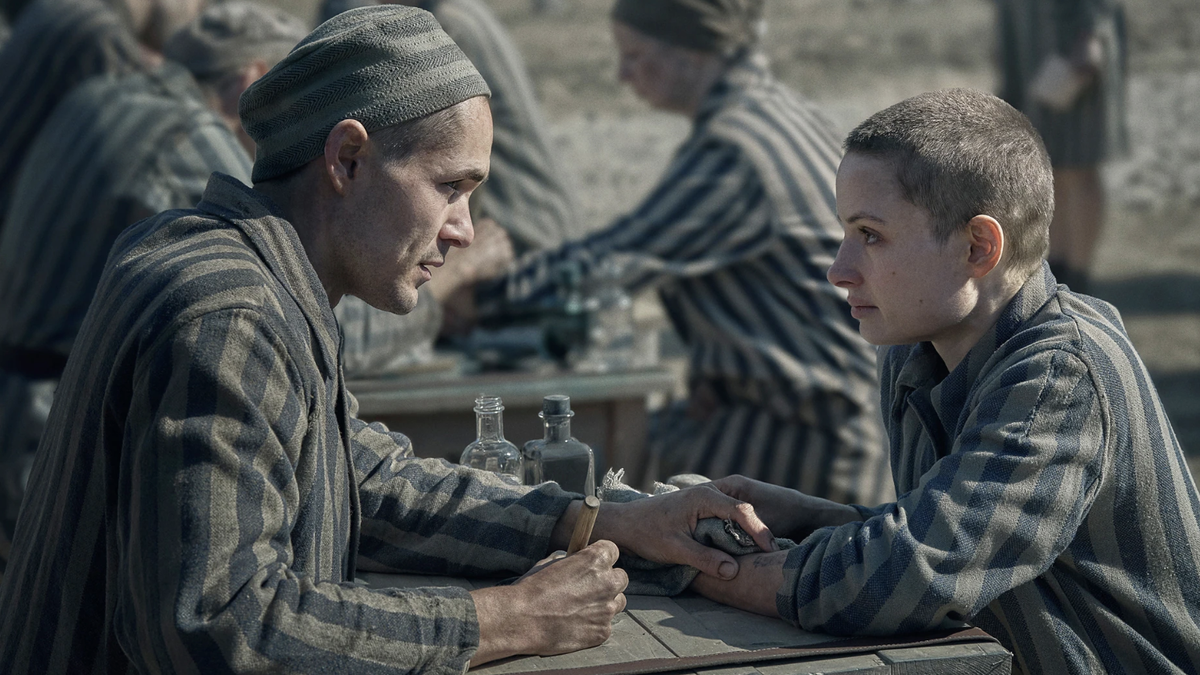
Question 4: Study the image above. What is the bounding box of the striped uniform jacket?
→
[996,0,1128,166]
[777,264,1200,674]
[318,0,581,253]
[481,55,891,505]
[0,173,576,674]
[0,0,144,235]
[0,64,251,543]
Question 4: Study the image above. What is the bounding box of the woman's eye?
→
[860,228,879,244]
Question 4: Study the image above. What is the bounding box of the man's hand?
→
[469,541,628,666]
[561,487,777,582]
[706,475,863,541]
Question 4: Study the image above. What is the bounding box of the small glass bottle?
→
[460,394,523,482]
[523,395,594,496]
[576,257,636,373]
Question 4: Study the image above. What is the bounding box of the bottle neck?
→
[477,410,505,441]
[542,414,571,443]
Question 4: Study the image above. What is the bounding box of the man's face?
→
[339,97,492,315]
[827,152,976,349]
[612,22,697,113]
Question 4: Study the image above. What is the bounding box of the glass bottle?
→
[523,395,594,496]
[460,394,523,481]
[576,257,635,373]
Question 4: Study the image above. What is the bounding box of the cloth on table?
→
[597,469,795,596]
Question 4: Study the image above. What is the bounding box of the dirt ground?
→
[272,0,1200,478]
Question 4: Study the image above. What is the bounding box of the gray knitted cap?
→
[240,5,491,183]
[164,2,309,84]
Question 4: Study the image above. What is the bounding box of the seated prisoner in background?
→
[690,89,1200,675]
[476,0,891,505]
[0,7,778,672]
[0,1,305,575]
[0,0,203,235]
[317,0,583,376]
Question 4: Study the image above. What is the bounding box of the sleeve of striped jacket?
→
[345,400,576,577]
[480,138,774,310]
[123,307,479,674]
[776,347,1107,635]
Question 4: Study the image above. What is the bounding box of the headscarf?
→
[611,0,764,55]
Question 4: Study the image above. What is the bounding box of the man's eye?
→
[860,228,879,244]
[444,181,462,192]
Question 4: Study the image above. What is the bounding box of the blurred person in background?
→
[996,0,1128,294]
[0,1,308,578]
[0,0,206,236]
[475,0,892,506]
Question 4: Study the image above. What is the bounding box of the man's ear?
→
[324,119,371,196]
[965,214,1004,278]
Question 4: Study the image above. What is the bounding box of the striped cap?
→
[239,5,491,182]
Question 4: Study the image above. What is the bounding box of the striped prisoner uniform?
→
[0,0,144,235]
[777,264,1200,674]
[0,173,577,674]
[481,55,892,505]
[996,0,1128,167]
[0,64,251,551]
[318,0,582,253]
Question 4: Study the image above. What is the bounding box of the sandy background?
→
[270,0,1200,477]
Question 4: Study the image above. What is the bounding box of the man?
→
[478,0,890,505]
[996,0,1128,294]
[318,0,581,254]
[0,0,204,235]
[0,7,775,672]
[0,1,307,574]
[318,0,581,376]
[689,89,1200,674]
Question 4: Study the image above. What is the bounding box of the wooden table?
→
[348,365,680,489]
[359,573,1011,674]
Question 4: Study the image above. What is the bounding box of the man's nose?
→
[442,205,474,248]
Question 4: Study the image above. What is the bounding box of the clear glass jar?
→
[460,394,523,481]
[523,395,594,496]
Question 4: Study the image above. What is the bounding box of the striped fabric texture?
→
[481,55,889,503]
[0,173,577,673]
[0,63,252,570]
[996,0,1128,167]
[429,0,582,253]
[0,0,144,235]
[777,264,1200,674]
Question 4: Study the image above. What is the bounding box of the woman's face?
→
[612,21,710,114]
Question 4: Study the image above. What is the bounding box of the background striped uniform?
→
[0,64,252,566]
[777,265,1200,674]
[0,173,578,673]
[0,0,144,235]
[481,55,892,505]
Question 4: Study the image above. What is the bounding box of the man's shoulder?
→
[105,208,281,322]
